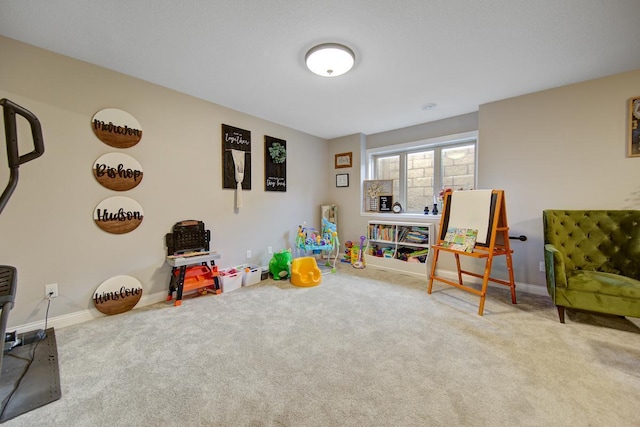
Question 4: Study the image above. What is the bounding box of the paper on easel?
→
[447,190,493,245]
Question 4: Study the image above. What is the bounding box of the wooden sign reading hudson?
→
[93,196,144,234]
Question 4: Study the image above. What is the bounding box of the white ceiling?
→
[1,1,640,140]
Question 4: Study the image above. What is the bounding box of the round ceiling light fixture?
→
[305,43,355,77]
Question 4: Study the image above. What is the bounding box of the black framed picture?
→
[265,135,286,192]
[221,124,251,190]
[336,173,349,187]
[379,195,393,212]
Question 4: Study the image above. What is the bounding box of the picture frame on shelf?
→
[628,95,640,157]
[363,179,393,212]
[379,195,393,212]
[334,152,352,168]
[336,173,349,188]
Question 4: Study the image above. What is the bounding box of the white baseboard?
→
[10,271,547,334]
[10,291,168,335]
[434,269,548,297]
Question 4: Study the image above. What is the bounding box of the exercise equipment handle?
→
[0,98,45,215]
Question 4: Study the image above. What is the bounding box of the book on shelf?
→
[370,224,395,241]
[441,227,478,253]
[399,226,428,244]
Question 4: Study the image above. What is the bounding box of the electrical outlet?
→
[267,246,273,255]
[539,261,545,272]
[246,250,252,259]
[45,283,58,298]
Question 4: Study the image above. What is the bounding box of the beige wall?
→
[479,68,640,288]
[366,112,479,149]
[327,133,365,244]
[0,36,328,328]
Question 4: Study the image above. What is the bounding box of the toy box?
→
[219,267,242,293]
[241,264,261,286]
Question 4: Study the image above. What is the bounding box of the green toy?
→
[269,249,292,280]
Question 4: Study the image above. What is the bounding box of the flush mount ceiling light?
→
[305,43,355,77]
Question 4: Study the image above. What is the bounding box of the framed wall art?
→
[265,135,286,192]
[628,95,640,157]
[336,173,349,188]
[363,180,393,212]
[334,152,352,168]
[222,124,251,190]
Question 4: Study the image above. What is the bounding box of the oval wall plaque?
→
[93,153,144,191]
[92,108,143,148]
[93,196,144,234]
[93,275,143,315]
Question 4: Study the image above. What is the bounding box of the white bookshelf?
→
[364,220,435,278]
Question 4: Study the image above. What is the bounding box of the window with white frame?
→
[366,131,477,214]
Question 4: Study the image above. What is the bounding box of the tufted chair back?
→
[543,210,640,279]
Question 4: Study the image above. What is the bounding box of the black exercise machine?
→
[0,98,45,372]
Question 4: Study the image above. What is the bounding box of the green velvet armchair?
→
[542,210,640,323]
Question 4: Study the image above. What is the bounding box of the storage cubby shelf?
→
[364,220,434,278]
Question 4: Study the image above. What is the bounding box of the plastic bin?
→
[219,268,242,293]
[242,264,261,286]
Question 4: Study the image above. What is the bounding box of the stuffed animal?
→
[269,249,292,280]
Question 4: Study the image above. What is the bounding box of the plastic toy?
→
[341,240,353,263]
[295,218,340,272]
[290,257,322,287]
[353,235,366,269]
[269,249,292,280]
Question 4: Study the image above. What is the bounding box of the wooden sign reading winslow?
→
[92,108,143,148]
[93,275,143,315]
[93,152,143,191]
[265,135,286,192]
[93,196,144,234]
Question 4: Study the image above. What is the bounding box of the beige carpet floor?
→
[4,264,640,426]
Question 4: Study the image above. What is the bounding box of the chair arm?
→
[544,244,568,300]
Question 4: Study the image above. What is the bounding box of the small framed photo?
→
[628,95,640,157]
[335,152,352,168]
[379,195,393,212]
[336,173,349,188]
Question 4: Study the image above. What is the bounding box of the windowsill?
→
[361,211,442,221]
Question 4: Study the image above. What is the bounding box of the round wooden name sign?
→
[92,108,143,148]
[94,196,144,234]
[93,153,143,191]
[94,275,143,315]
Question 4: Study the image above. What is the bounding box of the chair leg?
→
[556,305,565,323]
